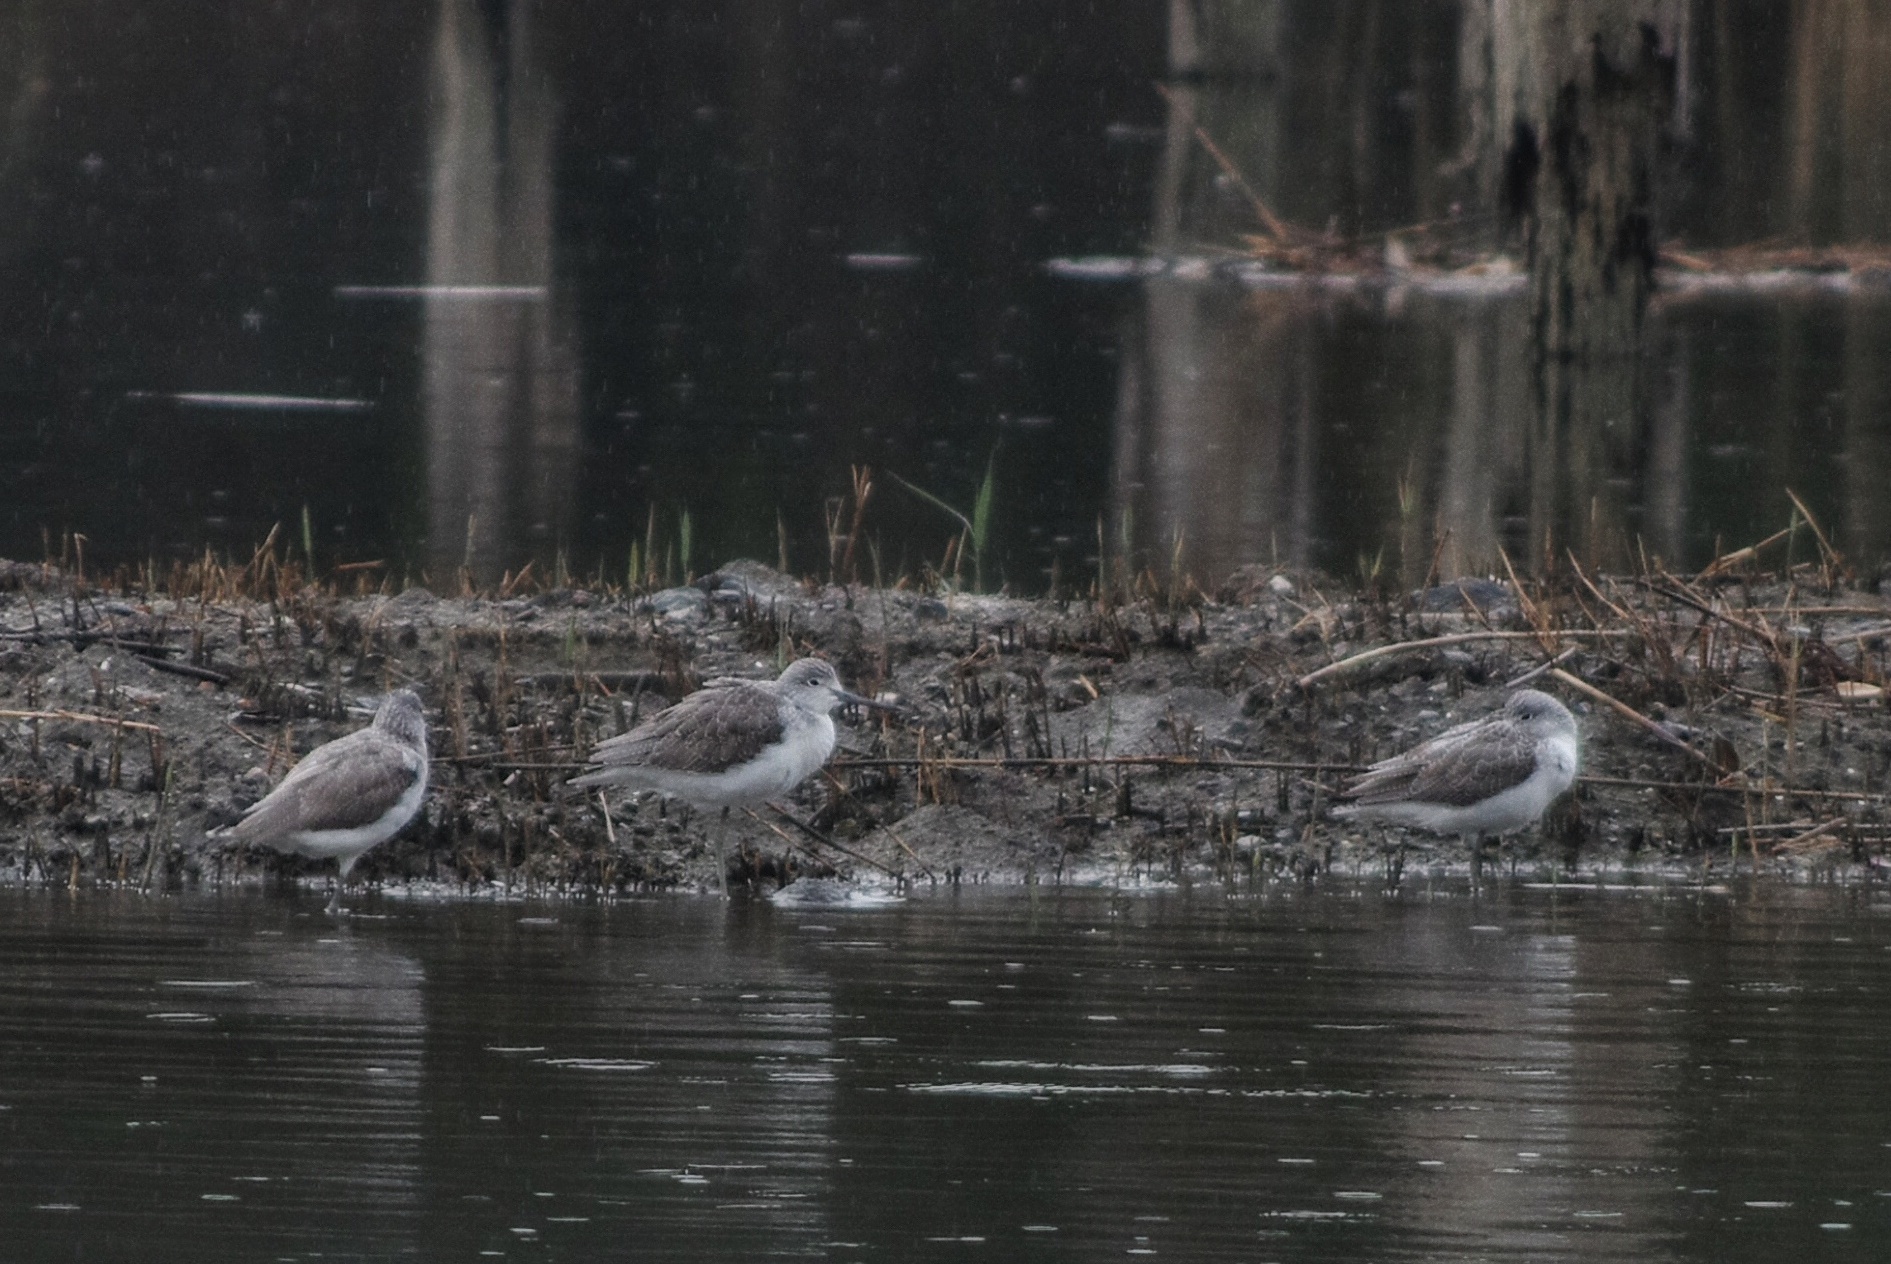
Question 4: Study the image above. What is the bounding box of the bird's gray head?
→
[1506,689,1576,736]
[774,659,884,715]
[372,689,429,750]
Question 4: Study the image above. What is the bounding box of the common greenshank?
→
[228,689,430,914]
[1334,689,1579,874]
[572,658,888,891]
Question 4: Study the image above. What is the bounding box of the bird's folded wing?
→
[231,734,423,839]
[1351,724,1539,807]
[583,685,785,775]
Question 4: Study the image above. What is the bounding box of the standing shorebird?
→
[572,658,888,892]
[1334,689,1579,877]
[228,689,430,914]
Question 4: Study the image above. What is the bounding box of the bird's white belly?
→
[1370,732,1577,837]
[1401,772,1556,835]
[648,714,836,808]
[283,766,428,861]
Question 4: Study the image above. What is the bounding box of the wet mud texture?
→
[1,558,1888,899]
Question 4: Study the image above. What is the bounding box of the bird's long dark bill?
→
[840,690,900,713]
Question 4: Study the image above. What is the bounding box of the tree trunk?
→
[1487,0,1682,566]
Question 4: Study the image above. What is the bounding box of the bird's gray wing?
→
[230,730,424,839]
[1347,719,1539,807]
[582,683,785,775]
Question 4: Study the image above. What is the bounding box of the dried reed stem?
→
[1297,630,1634,690]
[0,709,162,734]
[1546,668,1727,774]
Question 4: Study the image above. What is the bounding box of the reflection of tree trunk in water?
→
[1784,0,1836,241]
[1492,2,1679,570]
[1120,69,1317,581]
[1845,303,1891,569]
[1172,1,1283,245]
[1783,3,1891,569]
[424,0,579,585]
[1112,2,1314,583]
[1117,286,1318,582]
[1784,1,1891,245]
[1370,931,1674,1260]
[0,8,49,264]
[1117,58,1203,572]
[1168,0,1202,77]
[1434,299,1529,581]
[1448,0,1497,226]
[1641,312,1688,565]
[1837,9,1891,243]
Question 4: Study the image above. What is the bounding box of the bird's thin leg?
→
[1468,833,1484,891]
[327,858,349,917]
[716,807,730,897]
[595,789,616,848]
[1384,838,1406,890]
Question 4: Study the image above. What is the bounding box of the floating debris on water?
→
[125,391,373,412]
[332,284,547,300]
[1043,255,1164,281]
[767,878,904,908]
[532,1057,657,1072]
[841,252,924,271]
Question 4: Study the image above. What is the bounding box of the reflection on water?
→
[421,0,580,581]
[5,886,1891,1262]
[1113,283,1891,583]
[3,3,1891,584]
[1,901,428,1258]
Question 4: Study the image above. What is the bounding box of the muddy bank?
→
[1,557,1887,898]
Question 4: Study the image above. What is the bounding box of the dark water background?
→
[3,1,1890,589]
[6,884,1891,1262]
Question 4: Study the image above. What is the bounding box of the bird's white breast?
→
[636,708,837,809]
[1355,728,1577,837]
[285,752,428,862]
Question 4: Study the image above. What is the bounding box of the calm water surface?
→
[7,4,1891,586]
[5,884,1891,1261]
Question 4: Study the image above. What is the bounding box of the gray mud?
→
[1,557,1886,899]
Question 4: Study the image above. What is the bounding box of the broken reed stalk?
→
[1768,817,1848,855]
[1747,606,1891,617]
[0,709,162,734]
[1783,487,1844,581]
[1296,630,1636,690]
[595,789,616,848]
[878,824,938,881]
[1545,668,1727,774]
[841,465,873,584]
[1725,816,1846,850]
[1784,632,1801,786]
[848,754,1359,773]
[472,758,1867,812]
[1639,575,1782,654]
[750,806,903,880]
[1567,552,1634,622]
[1152,82,1295,243]
[1497,545,1558,655]
[1503,646,1579,687]
[1578,776,1877,802]
[1694,524,1795,581]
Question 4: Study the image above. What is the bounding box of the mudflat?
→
[0,557,1884,897]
